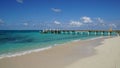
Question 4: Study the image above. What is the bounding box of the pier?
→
[40,30,120,36]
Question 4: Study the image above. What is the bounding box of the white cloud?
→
[23,23,28,26]
[0,19,4,24]
[69,20,83,26]
[51,8,61,13]
[96,17,104,23]
[32,24,35,26]
[54,20,61,25]
[109,24,117,28]
[16,0,23,3]
[81,16,92,23]
[94,17,106,27]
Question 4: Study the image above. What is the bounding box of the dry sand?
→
[0,37,119,68]
[65,37,120,68]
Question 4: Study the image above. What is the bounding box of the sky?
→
[0,0,120,30]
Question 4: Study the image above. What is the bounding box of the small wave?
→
[53,44,62,46]
[72,39,81,42]
[88,37,103,40]
[0,46,52,59]
[85,36,110,41]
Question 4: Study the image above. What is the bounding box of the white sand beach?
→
[0,37,120,68]
[65,37,120,68]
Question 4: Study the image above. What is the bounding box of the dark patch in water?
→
[0,33,5,35]
[0,33,10,35]
[0,38,16,41]
[0,36,29,44]
[15,38,35,43]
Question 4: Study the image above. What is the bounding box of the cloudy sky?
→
[0,0,120,30]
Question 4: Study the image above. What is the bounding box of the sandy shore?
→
[0,37,119,68]
[65,37,120,68]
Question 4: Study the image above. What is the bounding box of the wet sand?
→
[0,37,114,68]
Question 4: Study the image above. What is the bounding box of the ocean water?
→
[0,30,117,59]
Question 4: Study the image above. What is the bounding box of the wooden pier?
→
[40,30,120,36]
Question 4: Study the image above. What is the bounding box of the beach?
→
[65,36,120,68]
[0,0,120,68]
[0,36,120,68]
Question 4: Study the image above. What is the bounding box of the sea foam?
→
[0,46,52,59]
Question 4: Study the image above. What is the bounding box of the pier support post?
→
[108,32,110,36]
[95,32,97,35]
[101,32,103,36]
[87,32,90,35]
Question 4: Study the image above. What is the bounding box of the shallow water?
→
[0,30,117,59]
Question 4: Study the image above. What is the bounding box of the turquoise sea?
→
[0,30,117,59]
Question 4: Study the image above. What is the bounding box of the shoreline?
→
[0,36,106,59]
[0,36,116,68]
